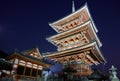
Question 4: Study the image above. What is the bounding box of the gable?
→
[22,48,42,59]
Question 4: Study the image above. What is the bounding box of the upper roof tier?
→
[47,20,102,50]
[49,4,98,33]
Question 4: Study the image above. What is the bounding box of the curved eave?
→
[45,42,106,64]
[48,20,91,41]
[46,37,57,47]
[49,4,86,26]
[45,42,96,57]
[94,44,106,63]
[6,53,50,68]
[49,3,98,33]
[85,3,98,33]
[47,20,101,47]
[89,22,102,47]
[45,42,95,57]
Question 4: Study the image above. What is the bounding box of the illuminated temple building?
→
[45,2,106,76]
[4,47,50,81]
[0,1,108,81]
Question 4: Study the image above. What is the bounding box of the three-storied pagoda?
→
[45,2,106,76]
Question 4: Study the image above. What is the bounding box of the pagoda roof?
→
[47,20,102,47]
[49,3,98,33]
[45,42,106,64]
[48,20,89,40]
[6,51,51,68]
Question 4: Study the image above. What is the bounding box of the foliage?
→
[63,66,76,73]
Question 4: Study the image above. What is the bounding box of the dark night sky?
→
[0,0,120,74]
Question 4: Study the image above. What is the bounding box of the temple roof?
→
[47,20,102,47]
[49,3,98,33]
[49,4,87,26]
[22,47,42,59]
[6,51,51,68]
[45,42,106,64]
[47,20,90,40]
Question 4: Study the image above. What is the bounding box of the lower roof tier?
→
[45,42,106,65]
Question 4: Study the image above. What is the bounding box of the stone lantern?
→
[109,65,119,81]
